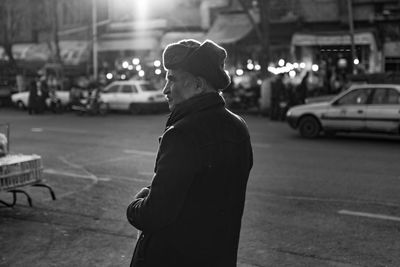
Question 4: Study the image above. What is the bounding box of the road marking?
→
[338,209,400,222]
[31,127,88,134]
[249,191,400,208]
[31,128,43,132]
[44,169,149,183]
[252,142,270,149]
[44,169,103,181]
[123,149,156,157]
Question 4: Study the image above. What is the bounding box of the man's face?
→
[162,69,198,111]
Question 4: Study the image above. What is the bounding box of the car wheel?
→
[129,103,142,114]
[17,100,26,110]
[298,116,321,138]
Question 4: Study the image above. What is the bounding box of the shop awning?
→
[98,37,159,52]
[291,32,376,46]
[160,32,206,48]
[58,41,90,65]
[0,41,90,65]
[206,13,254,44]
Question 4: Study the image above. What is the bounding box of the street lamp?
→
[347,0,356,74]
[92,0,98,80]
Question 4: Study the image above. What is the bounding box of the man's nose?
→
[162,84,170,95]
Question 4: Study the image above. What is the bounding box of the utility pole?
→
[92,0,98,80]
[347,0,356,74]
[258,0,270,73]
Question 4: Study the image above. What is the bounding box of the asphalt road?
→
[1,109,400,267]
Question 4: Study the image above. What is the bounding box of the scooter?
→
[71,89,108,116]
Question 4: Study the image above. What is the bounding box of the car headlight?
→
[286,110,292,117]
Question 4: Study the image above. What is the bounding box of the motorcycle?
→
[71,88,108,116]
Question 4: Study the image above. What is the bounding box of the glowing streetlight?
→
[138,70,145,77]
[154,60,161,67]
[106,73,113,79]
[353,58,360,65]
[278,59,285,67]
[155,69,162,75]
[312,64,319,72]
[132,58,140,65]
[236,69,244,76]
[136,65,142,71]
[122,61,129,68]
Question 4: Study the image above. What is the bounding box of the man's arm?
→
[126,127,197,232]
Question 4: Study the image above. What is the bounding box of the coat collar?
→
[166,92,225,128]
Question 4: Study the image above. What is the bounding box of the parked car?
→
[286,84,400,138]
[100,80,168,114]
[11,90,70,110]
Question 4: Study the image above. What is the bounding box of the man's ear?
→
[195,77,207,93]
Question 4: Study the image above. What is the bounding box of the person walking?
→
[27,80,38,115]
[126,39,253,267]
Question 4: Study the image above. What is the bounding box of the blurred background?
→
[1,0,400,115]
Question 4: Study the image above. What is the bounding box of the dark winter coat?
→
[127,92,253,267]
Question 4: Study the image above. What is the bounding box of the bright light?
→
[122,61,129,68]
[155,69,162,75]
[136,65,142,71]
[135,0,148,21]
[254,64,261,71]
[293,62,299,68]
[289,70,296,78]
[121,74,126,80]
[154,60,161,67]
[236,69,244,76]
[278,59,285,67]
[312,64,319,72]
[299,62,306,69]
[354,58,360,65]
[247,63,254,70]
[128,65,134,70]
[106,73,113,80]
[132,58,140,65]
[138,70,145,77]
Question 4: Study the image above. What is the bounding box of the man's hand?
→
[135,187,150,199]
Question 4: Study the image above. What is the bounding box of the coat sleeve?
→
[126,127,198,232]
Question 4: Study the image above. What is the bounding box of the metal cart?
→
[0,123,56,207]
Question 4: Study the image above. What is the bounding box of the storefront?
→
[291,31,380,74]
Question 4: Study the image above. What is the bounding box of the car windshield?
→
[141,84,159,92]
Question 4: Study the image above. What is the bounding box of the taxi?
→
[286,84,400,138]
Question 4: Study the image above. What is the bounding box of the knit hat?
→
[162,39,231,90]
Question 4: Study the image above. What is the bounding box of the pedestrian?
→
[126,39,253,267]
[27,80,38,115]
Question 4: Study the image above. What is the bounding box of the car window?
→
[121,85,138,93]
[141,84,158,91]
[335,89,371,105]
[104,85,119,93]
[371,88,387,104]
[387,89,400,104]
[372,88,400,104]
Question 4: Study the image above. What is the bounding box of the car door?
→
[118,84,139,110]
[102,84,119,109]
[366,88,400,133]
[322,88,372,131]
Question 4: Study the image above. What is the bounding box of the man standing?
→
[127,39,253,267]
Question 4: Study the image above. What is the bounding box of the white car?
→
[11,90,70,109]
[286,84,400,138]
[100,80,167,114]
